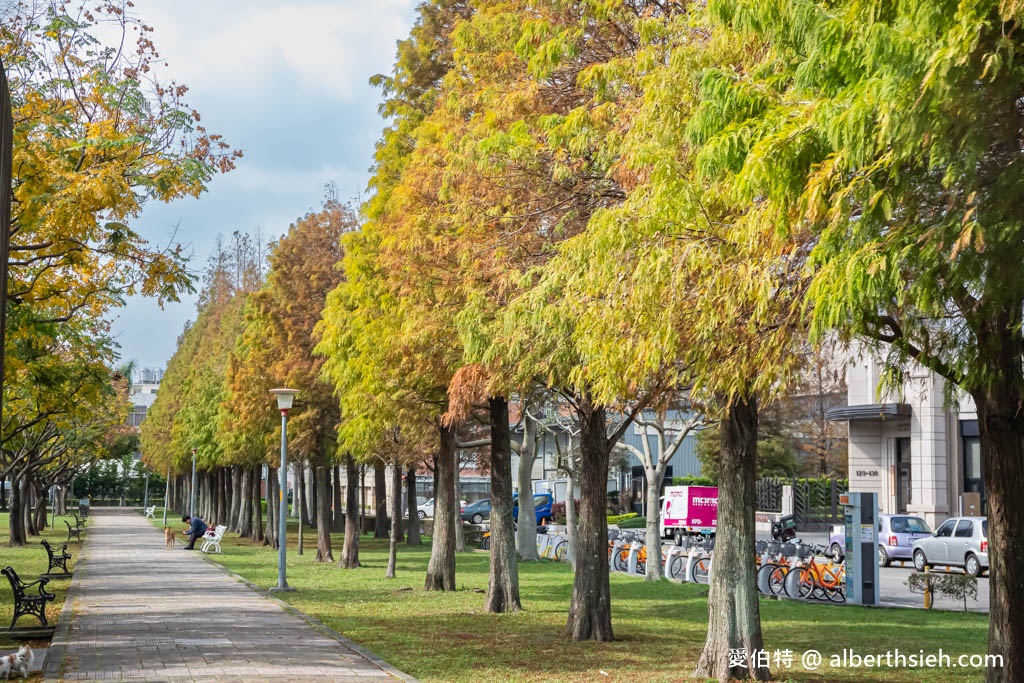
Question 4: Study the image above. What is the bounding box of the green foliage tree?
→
[696,1,1024,675]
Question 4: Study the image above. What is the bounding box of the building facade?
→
[827,345,982,528]
[127,368,162,428]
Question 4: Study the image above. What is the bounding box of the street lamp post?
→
[269,388,299,593]
[189,448,197,518]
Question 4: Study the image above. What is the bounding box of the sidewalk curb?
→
[198,553,419,682]
[42,543,87,682]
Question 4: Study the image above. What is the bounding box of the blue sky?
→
[109,0,418,371]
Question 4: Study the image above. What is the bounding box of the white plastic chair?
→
[200,525,227,554]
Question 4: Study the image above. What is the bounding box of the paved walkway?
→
[45,508,412,682]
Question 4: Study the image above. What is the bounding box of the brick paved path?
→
[45,508,412,682]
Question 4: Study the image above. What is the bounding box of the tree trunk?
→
[566,468,578,570]
[22,475,36,537]
[315,465,333,562]
[374,460,388,538]
[359,464,366,531]
[236,466,252,538]
[0,475,6,511]
[54,485,65,516]
[486,396,522,612]
[229,466,242,532]
[251,463,264,543]
[340,455,361,569]
[308,464,317,529]
[387,456,402,578]
[643,463,667,581]
[974,382,1024,683]
[33,483,47,532]
[565,396,614,641]
[693,396,770,680]
[264,468,278,548]
[333,465,344,532]
[406,465,421,546]
[425,423,457,591]
[298,462,305,556]
[516,411,540,561]
[299,462,309,528]
[7,474,25,547]
[216,468,228,527]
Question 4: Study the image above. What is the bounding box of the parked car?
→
[417,498,467,519]
[828,514,932,566]
[512,493,554,525]
[462,499,491,524]
[912,516,988,576]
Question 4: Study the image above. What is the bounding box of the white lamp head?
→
[269,388,300,413]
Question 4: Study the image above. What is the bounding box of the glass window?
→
[982,520,988,538]
[935,520,955,538]
[533,495,548,507]
[955,521,974,538]
[898,517,931,533]
[961,422,984,511]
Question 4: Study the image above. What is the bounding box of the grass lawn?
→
[0,511,79,648]
[157,514,990,682]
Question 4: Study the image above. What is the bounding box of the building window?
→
[128,405,147,427]
[961,420,984,511]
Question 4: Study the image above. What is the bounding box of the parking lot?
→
[783,532,989,612]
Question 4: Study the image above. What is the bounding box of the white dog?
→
[0,644,31,680]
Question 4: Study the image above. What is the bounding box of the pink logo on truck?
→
[663,485,718,529]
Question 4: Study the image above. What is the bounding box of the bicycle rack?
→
[552,534,569,561]
[627,541,643,575]
[665,545,686,580]
[536,533,550,557]
[609,539,625,571]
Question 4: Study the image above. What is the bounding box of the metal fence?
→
[755,476,849,531]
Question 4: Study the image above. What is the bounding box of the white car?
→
[417,498,467,519]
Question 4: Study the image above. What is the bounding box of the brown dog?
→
[164,526,175,550]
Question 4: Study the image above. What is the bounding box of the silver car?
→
[912,516,989,577]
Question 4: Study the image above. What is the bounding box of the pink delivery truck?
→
[659,485,719,545]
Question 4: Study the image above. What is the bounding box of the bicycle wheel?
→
[823,568,846,603]
[553,540,568,561]
[669,555,685,580]
[768,566,788,595]
[756,563,778,594]
[693,557,710,584]
[784,567,814,599]
[613,550,629,572]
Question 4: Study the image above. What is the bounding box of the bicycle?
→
[756,541,808,595]
[783,544,846,602]
[688,535,715,584]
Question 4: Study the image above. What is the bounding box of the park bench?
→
[1,567,54,629]
[73,512,87,526]
[200,525,227,554]
[144,505,156,519]
[40,540,72,577]
[64,519,82,542]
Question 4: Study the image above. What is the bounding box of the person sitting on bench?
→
[181,515,208,550]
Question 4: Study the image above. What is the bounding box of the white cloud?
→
[110,0,418,369]
[131,1,414,100]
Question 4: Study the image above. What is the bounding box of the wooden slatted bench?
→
[40,539,72,578]
[2,567,54,629]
